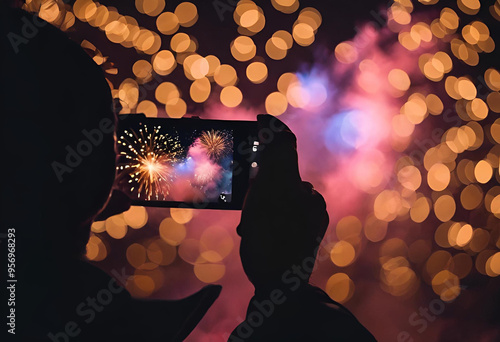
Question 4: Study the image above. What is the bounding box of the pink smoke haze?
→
[177,22,444,341]
[91,9,498,342]
[169,139,225,202]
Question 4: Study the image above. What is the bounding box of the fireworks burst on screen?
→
[198,129,233,161]
[117,125,183,200]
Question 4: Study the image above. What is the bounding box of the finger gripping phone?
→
[115,114,259,210]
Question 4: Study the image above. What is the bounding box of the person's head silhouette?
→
[2,7,116,261]
[2,7,220,341]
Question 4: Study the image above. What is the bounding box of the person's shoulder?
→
[304,285,378,341]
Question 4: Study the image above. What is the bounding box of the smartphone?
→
[115,114,259,210]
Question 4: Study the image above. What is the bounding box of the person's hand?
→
[94,189,132,221]
[237,114,329,290]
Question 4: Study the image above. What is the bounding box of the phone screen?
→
[115,115,258,209]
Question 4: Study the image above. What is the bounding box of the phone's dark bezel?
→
[116,114,258,210]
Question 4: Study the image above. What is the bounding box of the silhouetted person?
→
[229,115,376,341]
[1,6,220,342]
[2,4,375,342]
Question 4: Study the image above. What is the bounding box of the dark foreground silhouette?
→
[2,4,376,342]
[2,7,220,342]
[229,115,377,341]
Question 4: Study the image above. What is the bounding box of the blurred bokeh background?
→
[19,0,500,340]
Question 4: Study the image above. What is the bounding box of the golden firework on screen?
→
[198,129,233,160]
[117,125,183,200]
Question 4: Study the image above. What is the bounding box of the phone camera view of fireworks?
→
[198,129,232,161]
[116,125,183,200]
[116,125,234,202]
